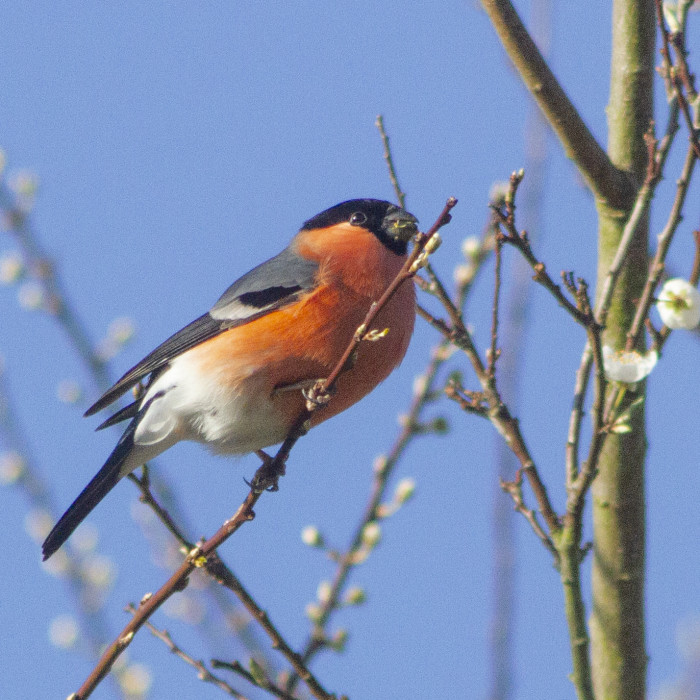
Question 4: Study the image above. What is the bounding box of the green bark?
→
[590,2,655,698]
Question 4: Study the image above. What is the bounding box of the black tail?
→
[42,426,135,560]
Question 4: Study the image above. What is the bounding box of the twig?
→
[419,243,561,546]
[488,236,503,377]
[211,661,300,700]
[128,468,194,551]
[375,115,406,208]
[125,606,249,699]
[204,554,332,699]
[625,119,699,352]
[499,467,557,558]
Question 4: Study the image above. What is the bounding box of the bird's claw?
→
[248,451,286,493]
[302,380,335,411]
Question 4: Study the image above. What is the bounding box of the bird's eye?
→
[349,211,368,226]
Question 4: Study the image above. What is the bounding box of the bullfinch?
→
[42,198,418,559]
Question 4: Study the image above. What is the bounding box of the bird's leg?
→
[272,378,320,395]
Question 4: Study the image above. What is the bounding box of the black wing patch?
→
[237,285,303,309]
[85,245,319,417]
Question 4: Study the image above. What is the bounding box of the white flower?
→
[118,663,152,698]
[317,580,332,604]
[0,451,25,484]
[395,477,416,504]
[0,252,24,284]
[48,614,79,649]
[656,278,700,329]
[361,522,381,548]
[300,525,323,548]
[602,346,658,384]
[461,237,481,260]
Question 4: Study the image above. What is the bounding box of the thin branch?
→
[375,115,407,208]
[499,467,557,558]
[204,555,332,699]
[625,114,699,351]
[126,606,249,699]
[212,660,301,700]
[488,237,503,378]
[419,247,562,547]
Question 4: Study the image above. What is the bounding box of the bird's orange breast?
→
[188,231,415,432]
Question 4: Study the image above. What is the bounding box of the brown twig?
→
[419,252,561,545]
[125,606,249,699]
[375,115,407,208]
[499,467,557,558]
[211,660,301,700]
[205,554,333,699]
[128,468,194,551]
[488,236,503,378]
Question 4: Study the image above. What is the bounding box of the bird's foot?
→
[302,380,335,411]
[248,450,286,492]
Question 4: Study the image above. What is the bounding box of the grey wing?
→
[85,246,319,417]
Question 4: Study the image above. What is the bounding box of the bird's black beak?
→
[383,207,419,242]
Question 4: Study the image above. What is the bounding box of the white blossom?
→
[656,278,700,329]
[118,663,152,698]
[48,615,79,649]
[300,525,323,548]
[602,346,658,384]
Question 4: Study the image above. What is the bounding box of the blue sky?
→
[2,3,700,699]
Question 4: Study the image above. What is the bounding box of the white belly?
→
[134,352,290,456]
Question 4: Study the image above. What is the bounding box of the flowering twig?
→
[284,341,453,694]
[625,123,699,353]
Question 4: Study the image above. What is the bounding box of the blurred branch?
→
[0,182,111,392]
[212,660,300,700]
[0,162,284,678]
[0,371,118,665]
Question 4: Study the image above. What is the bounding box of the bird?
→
[42,199,418,560]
